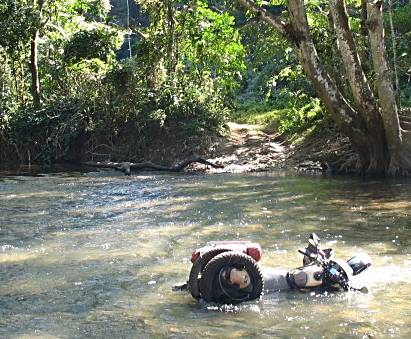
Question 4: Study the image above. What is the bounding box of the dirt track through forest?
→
[193,122,287,173]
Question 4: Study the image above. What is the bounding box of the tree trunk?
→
[329,0,377,118]
[237,0,411,175]
[238,0,370,170]
[329,0,388,173]
[387,0,400,106]
[30,0,43,109]
[360,0,368,38]
[30,28,41,109]
[286,0,379,172]
[126,0,132,58]
[166,0,177,76]
[367,0,411,175]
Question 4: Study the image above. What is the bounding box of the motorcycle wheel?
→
[199,251,264,303]
[188,248,229,299]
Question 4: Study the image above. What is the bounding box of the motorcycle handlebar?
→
[298,249,328,268]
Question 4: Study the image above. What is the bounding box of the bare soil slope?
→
[192,122,288,173]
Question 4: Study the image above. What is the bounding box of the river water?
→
[0,170,410,338]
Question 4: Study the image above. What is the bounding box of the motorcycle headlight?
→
[325,260,353,291]
[329,266,339,277]
[328,265,341,282]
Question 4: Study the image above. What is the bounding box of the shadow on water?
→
[1,170,411,337]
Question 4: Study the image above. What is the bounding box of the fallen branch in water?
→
[83,155,224,175]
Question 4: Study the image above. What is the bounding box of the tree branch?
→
[367,0,404,174]
[237,0,288,37]
[238,0,361,134]
[83,156,224,175]
[387,0,400,106]
[286,2,361,132]
[360,0,368,37]
[286,0,374,168]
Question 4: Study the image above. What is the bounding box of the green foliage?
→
[392,2,411,34]
[276,98,324,135]
[235,6,320,138]
[3,0,409,166]
[104,59,228,138]
[401,84,411,107]
[177,0,246,93]
[7,99,88,163]
[390,2,411,96]
[233,98,324,139]
[0,1,34,55]
[70,0,111,20]
[137,0,245,94]
[237,3,323,109]
[64,26,121,64]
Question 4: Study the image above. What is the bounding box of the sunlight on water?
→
[1,171,411,338]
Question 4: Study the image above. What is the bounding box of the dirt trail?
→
[194,122,288,173]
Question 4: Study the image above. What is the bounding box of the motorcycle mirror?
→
[309,233,320,246]
[308,238,318,248]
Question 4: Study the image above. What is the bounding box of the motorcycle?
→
[174,233,372,304]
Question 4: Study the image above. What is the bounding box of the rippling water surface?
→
[1,170,410,338]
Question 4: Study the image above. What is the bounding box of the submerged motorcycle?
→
[174,233,372,304]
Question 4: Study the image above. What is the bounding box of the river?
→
[1,170,410,338]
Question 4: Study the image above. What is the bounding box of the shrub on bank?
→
[232,97,324,140]
[0,60,228,166]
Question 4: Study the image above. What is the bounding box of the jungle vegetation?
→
[0,0,410,175]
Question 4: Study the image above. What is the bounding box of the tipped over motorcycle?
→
[173,233,372,304]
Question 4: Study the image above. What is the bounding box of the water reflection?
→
[1,171,410,338]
